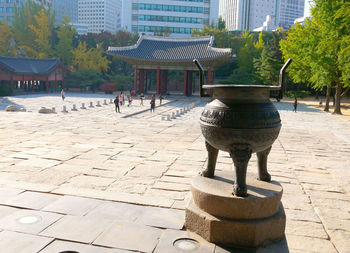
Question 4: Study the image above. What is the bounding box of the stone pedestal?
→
[185,171,286,248]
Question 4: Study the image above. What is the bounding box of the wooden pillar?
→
[160,70,168,95]
[139,69,145,94]
[156,68,161,94]
[10,76,14,94]
[207,70,214,84]
[134,68,138,94]
[187,71,193,96]
[183,70,188,96]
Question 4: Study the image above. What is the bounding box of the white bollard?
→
[167,114,171,121]
[176,110,180,116]
[80,103,86,109]
[110,98,113,104]
[89,102,94,108]
[96,101,102,107]
[72,104,78,111]
[103,99,108,105]
[180,108,184,115]
[62,105,68,113]
[171,112,176,119]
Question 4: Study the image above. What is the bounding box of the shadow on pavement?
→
[0,97,24,111]
[274,101,323,113]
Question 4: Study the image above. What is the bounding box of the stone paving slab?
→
[93,221,162,252]
[42,195,102,215]
[154,229,215,253]
[0,230,53,253]
[1,95,350,252]
[0,191,60,210]
[40,215,113,244]
[39,240,132,253]
[0,209,62,234]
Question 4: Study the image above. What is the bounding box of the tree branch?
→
[341,87,350,98]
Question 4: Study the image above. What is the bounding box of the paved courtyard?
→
[0,93,349,252]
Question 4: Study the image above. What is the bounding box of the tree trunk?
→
[333,83,342,114]
[341,87,350,98]
[324,86,330,112]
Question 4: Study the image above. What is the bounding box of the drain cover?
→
[17,215,42,224]
[173,238,200,251]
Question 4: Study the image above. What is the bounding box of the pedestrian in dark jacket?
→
[114,96,120,113]
[293,97,298,112]
[150,94,155,113]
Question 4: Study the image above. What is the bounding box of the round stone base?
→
[191,171,283,219]
[185,199,286,248]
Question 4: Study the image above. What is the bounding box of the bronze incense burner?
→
[194,59,292,197]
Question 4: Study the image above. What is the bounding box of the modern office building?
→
[219,0,304,31]
[122,0,219,37]
[72,23,88,35]
[0,0,23,23]
[278,0,304,29]
[78,0,122,34]
[0,0,51,24]
[52,0,78,25]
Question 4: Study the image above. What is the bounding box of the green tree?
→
[12,0,55,57]
[66,70,105,91]
[109,74,133,91]
[72,42,110,73]
[218,16,226,30]
[55,16,76,66]
[254,32,284,85]
[0,20,15,56]
[29,8,53,58]
[280,0,350,114]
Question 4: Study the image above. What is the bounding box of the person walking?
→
[61,89,65,101]
[140,93,144,106]
[159,94,163,105]
[150,94,156,113]
[293,97,298,112]
[127,95,133,107]
[114,96,120,113]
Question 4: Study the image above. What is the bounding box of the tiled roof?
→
[0,56,61,75]
[108,35,232,62]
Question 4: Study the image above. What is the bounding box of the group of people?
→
[114,93,163,113]
[113,92,133,113]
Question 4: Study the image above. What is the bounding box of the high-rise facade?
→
[0,0,51,24]
[78,0,122,34]
[219,0,304,31]
[278,0,304,29]
[122,0,219,37]
[52,0,78,25]
[0,0,24,23]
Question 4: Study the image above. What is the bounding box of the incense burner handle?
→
[193,59,210,97]
[278,58,293,99]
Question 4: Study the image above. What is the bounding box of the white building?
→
[219,0,304,31]
[0,0,51,24]
[78,0,122,34]
[52,0,78,25]
[278,0,304,29]
[122,0,219,37]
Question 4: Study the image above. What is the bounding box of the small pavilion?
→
[108,35,232,96]
[0,56,67,94]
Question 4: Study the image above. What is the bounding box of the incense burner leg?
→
[257,146,272,182]
[230,145,252,197]
[201,141,219,178]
